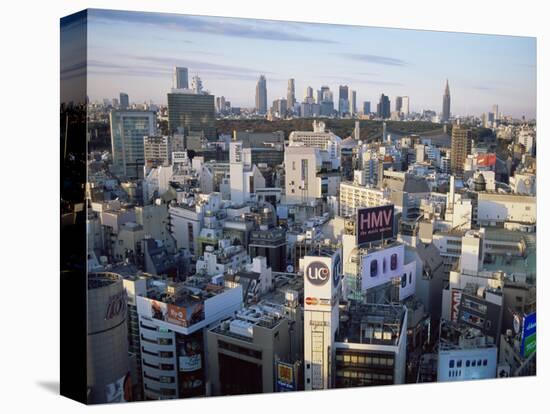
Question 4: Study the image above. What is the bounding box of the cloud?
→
[339,53,408,66]
[321,74,403,86]
[89,9,337,44]
[87,58,281,82]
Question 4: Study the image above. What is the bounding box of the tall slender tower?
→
[173,67,189,89]
[255,75,267,115]
[442,79,451,123]
[287,78,296,110]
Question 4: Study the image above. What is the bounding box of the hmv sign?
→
[306,261,331,286]
[357,205,395,244]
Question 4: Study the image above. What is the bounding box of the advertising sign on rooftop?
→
[357,205,394,245]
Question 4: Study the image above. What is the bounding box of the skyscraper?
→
[450,125,472,176]
[377,94,391,119]
[492,104,499,121]
[287,78,296,110]
[363,101,371,115]
[395,97,403,113]
[173,66,189,89]
[401,96,410,117]
[110,110,156,178]
[167,90,216,139]
[119,92,129,110]
[396,96,410,117]
[442,80,451,123]
[349,90,357,116]
[256,75,267,115]
[338,85,349,116]
[306,86,313,100]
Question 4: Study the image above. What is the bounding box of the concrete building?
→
[339,180,390,217]
[450,126,472,176]
[207,296,300,395]
[335,303,408,387]
[136,275,243,400]
[143,135,172,168]
[87,272,131,404]
[442,80,451,123]
[437,322,498,382]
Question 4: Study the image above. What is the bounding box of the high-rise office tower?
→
[401,96,410,116]
[377,94,391,119]
[306,86,314,100]
[110,110,156,178]
[442,79,451,123]
[255,75,267,115]
[119,92,129,110]
[349,90,357,116]
[167,90,216,139]
[396,96,410,117]
[191,75,203,94]
[339,85,349,115]
[173,66,189,89]
[363,101,371,115]
[450,126,472,176]
[395,96,403,113]
[287,78,296,109]
[492,104,499,121]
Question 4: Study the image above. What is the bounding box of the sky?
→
[79,9,536,118]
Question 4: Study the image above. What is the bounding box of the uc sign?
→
[306,261,330,286]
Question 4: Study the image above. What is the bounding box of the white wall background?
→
[0,0,548,413]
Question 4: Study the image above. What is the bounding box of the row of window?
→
[449,358,488,369]
[336,370,393,381]
[336,353,394,367]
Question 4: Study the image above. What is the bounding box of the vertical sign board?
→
[521,312,536,358]
[451,289,462,323]
[276,362,296,392]
[356,205,395,245]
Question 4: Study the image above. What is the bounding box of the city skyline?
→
[83,9,536,118]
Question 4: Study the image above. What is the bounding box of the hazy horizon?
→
[75,9,536,118]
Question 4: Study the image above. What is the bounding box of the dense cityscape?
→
[61,12,536,404]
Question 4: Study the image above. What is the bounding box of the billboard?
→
[361,244,404,291]
[138,297,205,328]
[276,361,296,391]
[521,312,536,358]
[476,153,496,167]
[303,251,341,311]
[451,289,462,323]
[357,205,394,245]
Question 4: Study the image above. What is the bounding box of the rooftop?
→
[336,302,406,346]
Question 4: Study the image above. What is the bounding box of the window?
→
[466,360,470,367]
[483,359,488,366]
[449,360,455,369]
[401,273,407,288]
[457,360,462,368]
[370,260,378,277]
[390,254,398,270]
[409,272,412,284]
[477,360,482,367]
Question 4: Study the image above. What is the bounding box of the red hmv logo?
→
[306,261,330,286]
